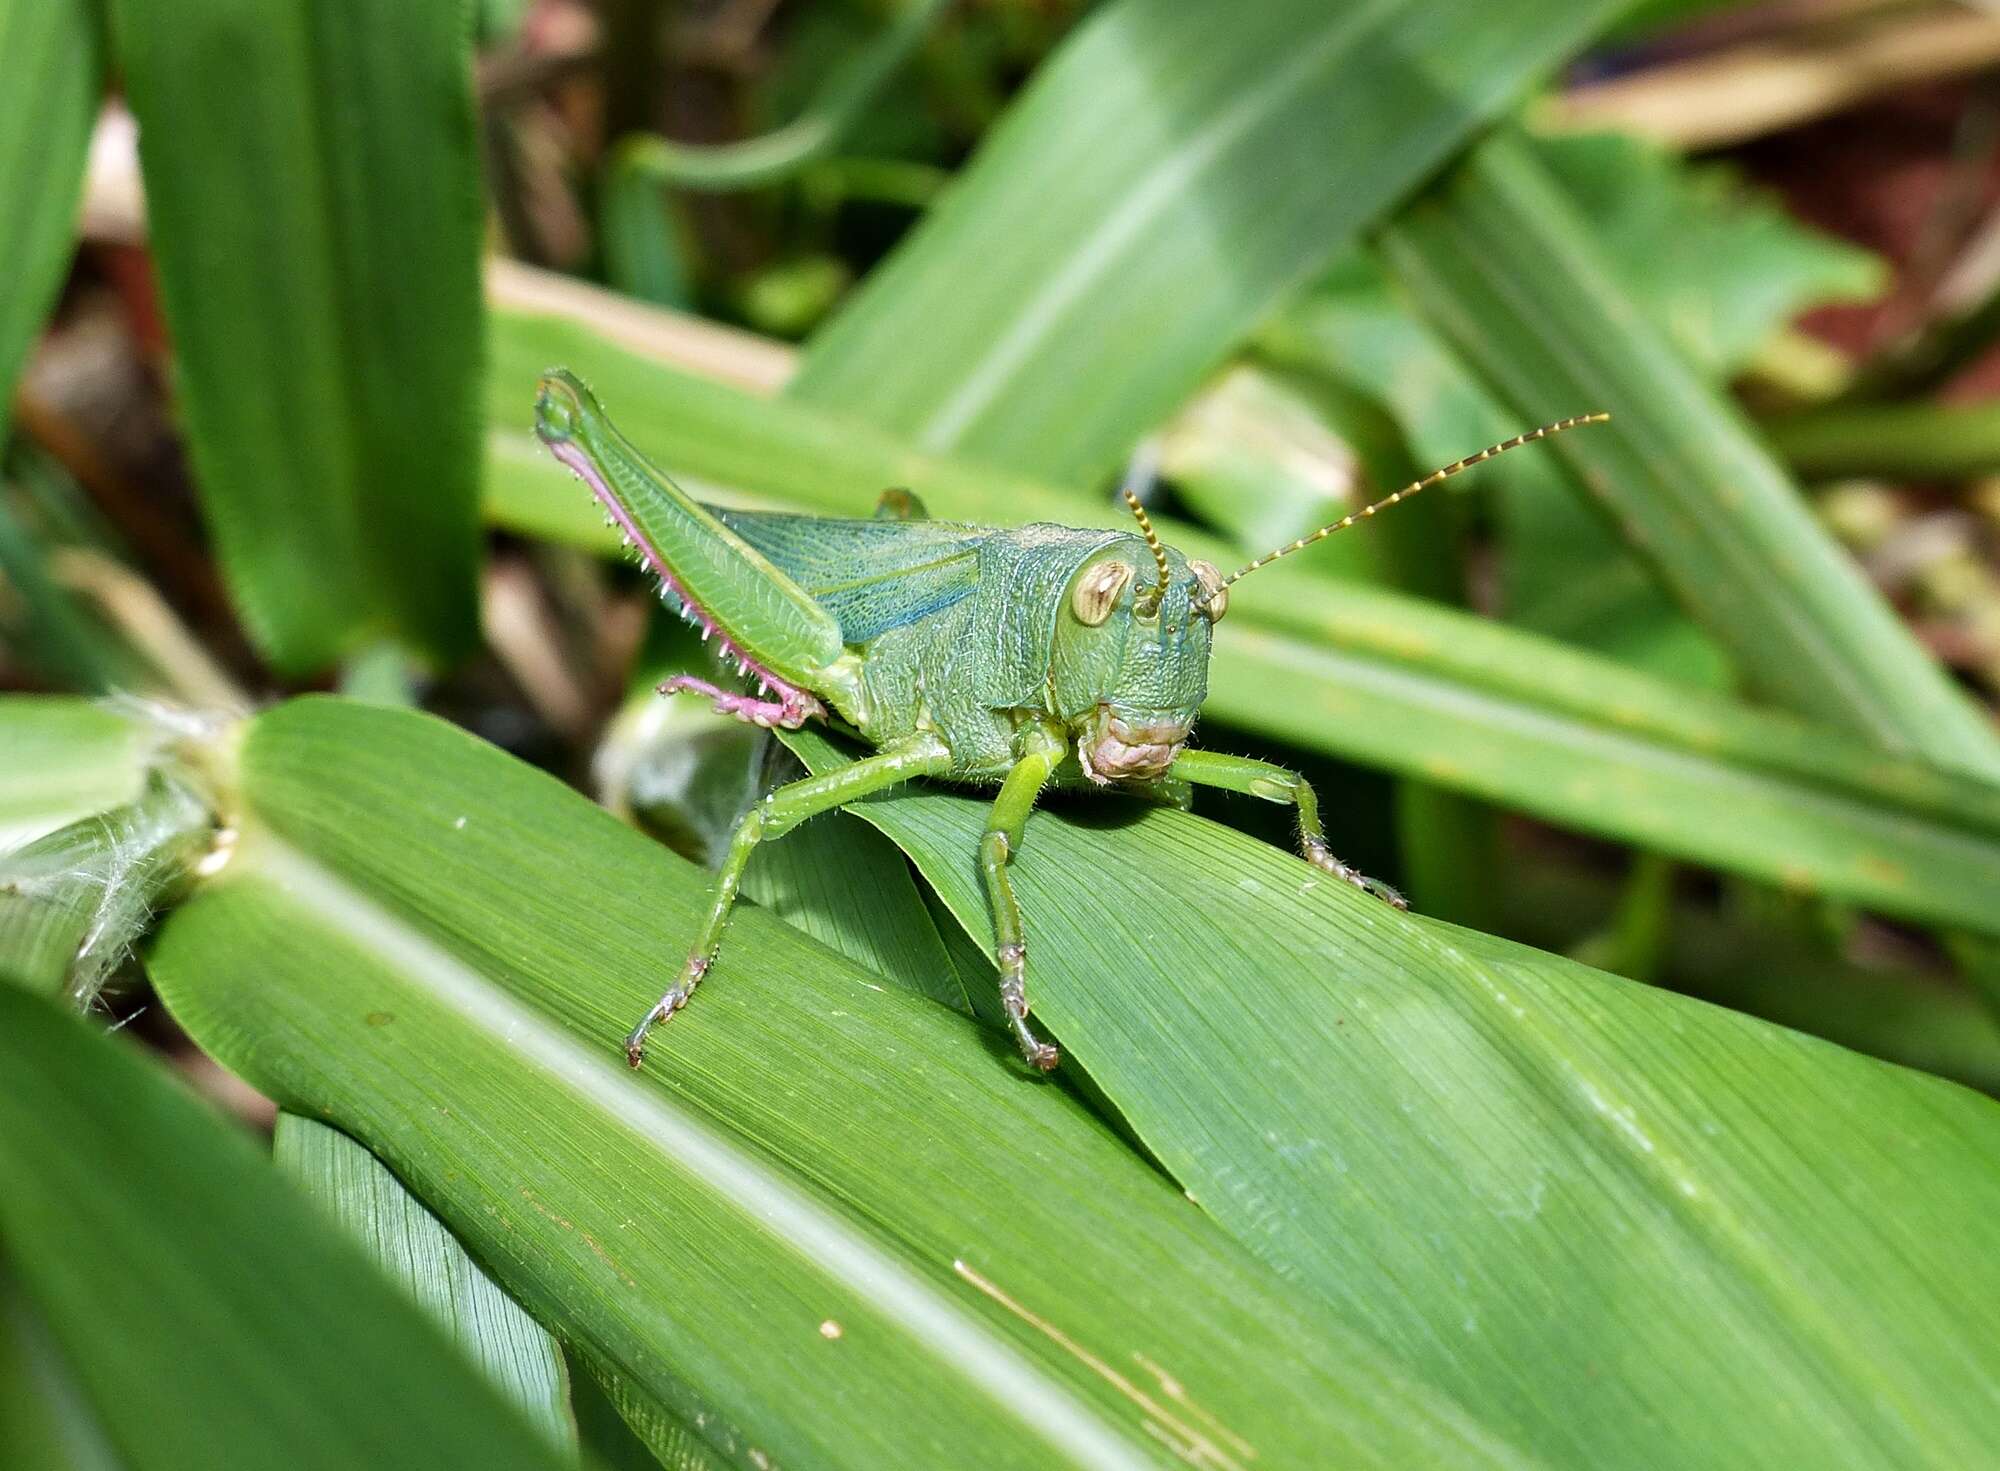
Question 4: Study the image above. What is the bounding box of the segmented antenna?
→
[1195,412,1612,609]
[1122,487,1173,617]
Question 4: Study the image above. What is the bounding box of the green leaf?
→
[273,1114,579,1459]
[1264,112,1893,691]
[0,0,101,449]
[775,727,2000,1469]
[788,0,1626,482]
[483,326,2000,940]
[1201,593,2000,937]
[0,985,570,1471]
[1763,398,2000,482]
[1378,131,2000,777]
[0,1265,121,1471]
[1533,131,1883,378]
[110,0,483,672]
[0,697,151,853]
[148,697,1529,1471]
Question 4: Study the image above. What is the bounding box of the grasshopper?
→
[534,369,1606,1071]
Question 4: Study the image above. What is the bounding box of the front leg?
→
[1168,748,1408,910]
[625,733,952,1067]
[980,726,1066,1071]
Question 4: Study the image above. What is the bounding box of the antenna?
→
[1121,487,1173,618]
[1194,412,1612,609]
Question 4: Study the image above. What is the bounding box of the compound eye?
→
[1070,560,1134,626]
[1190,560,1228,622]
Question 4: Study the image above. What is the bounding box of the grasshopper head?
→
[1049,412,1616,783]
[1052,542,1225,785]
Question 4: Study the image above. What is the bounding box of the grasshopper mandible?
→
[535,369,1607,1072]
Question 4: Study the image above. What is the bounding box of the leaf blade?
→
[0,986,570,1471]
[1377,130,2000,776]
[789,0,1626,481]
[148,697,1532,1471]
[0,0,101,449]
[778,729,2000,1469]
[111,0,484,671]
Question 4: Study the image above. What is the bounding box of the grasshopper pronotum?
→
[536,370,1606,1071]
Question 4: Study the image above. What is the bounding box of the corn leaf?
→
[775,725,2000,1470]
[0,985,570,1471]
[110,0,483,672]
[1377,131,2000,777]
[147,697,1528,1471]
[789,0,1626,482]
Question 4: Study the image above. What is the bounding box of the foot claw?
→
[624,1011,663,1068]
[1027,1041,1061,1072]
[624,970,700,1069]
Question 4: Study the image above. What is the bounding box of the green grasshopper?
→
[534,369,1606,1072]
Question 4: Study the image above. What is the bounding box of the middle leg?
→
[625,732,952,1067]
[980,726,1066,1071]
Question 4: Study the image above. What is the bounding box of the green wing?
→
[708,508,988,645]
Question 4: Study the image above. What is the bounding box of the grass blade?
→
[788,0,1625,482]
[148,697,1530,1471]
[110,0,484,672]
[0,985,570,1471]
[0,0,101,449]
[1377,130,2000,777]
[776,726,2000,1470]
[1763,398,2000,481]
[274,1114,579,1459]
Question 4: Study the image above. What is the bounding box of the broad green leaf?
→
[1201,596,2000,937]
[149,697,1528,1471]
[1378,131,2000,777]
[484,326,2000,940]
[0,696,151,852]
[0,0,101,450]
[111,0,483,672]
[775,727,2000,1469]
[0,985,569,1471]
[789,0,1626,482]
[273,1114,579,1459]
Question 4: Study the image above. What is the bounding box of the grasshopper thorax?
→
[1053,541,1223,785]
